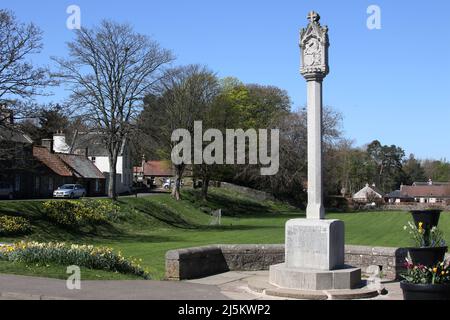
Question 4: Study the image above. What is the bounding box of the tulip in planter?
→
[404,210,447,267]
[401,209,449,300]
[401,261,450,300]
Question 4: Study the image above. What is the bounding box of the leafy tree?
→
[367,140,405,192]
[401,154,426,185]
[141,65,219,200]
[19,104,70,142]
[422,160,450,182]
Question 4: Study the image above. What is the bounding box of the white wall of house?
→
[89,155,132,194]
[52,133,133,194]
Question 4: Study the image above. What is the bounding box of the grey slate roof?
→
[385,190,414,199]
[71,133,125,157]
[0,126,33,144]
[57,153,105,179]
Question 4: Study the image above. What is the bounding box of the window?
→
[91,157,96,164]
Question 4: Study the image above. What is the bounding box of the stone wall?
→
[165,244,439,281]
[345,246,408,279]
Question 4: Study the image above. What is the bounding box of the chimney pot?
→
[41,139,54,153]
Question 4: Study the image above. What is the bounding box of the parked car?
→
[163,179,183,190]
[163,179,172,190]
[53,184,86,199]
[0,182,14,200]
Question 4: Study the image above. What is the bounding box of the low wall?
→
[382,204,450,211]
[166,245,449,281]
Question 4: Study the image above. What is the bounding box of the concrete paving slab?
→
[0,274,230,300]
[186,271,251,286]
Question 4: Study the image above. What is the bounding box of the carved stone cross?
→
[307,11,320,23]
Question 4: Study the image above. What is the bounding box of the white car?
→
[0,182,14,200]
[163,179,172,190]
[53,184,87,199]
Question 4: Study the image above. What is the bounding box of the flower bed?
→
[43,199,120,227]
[0,216,31,236]
[0,241,149,279]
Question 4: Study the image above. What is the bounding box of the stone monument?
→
[269,12,362,291]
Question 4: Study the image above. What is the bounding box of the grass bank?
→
[1,188,449,280]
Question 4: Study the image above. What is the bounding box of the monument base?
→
[270,218,362,291]
[285,219,345,270]
[269,263,361,290]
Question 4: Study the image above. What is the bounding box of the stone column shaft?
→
[306,78,325,220]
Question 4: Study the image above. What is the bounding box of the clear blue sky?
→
[3,0,450,161]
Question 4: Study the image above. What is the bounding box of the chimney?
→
[41,139,54,152]
[0,104,13,125]
[53,131,70,154]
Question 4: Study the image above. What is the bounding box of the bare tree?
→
[54,21,173,199]
[0,10,52,118]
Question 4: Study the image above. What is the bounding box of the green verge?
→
[0,261,141,280]
[1,187,449,280]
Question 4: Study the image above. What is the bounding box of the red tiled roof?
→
[400,185,450,198]
[33,146,72,177]
[142,161,174,177]
[33,146,105,179]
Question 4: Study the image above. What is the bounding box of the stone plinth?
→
[269,264,361,291]
[269,219,361,290]
[285,219,345,270]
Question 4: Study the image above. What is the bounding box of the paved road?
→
[0,274,230,300]
[0,272,404,301]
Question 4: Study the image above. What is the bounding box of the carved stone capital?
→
[300,11,329,80]
[302,72,325,82]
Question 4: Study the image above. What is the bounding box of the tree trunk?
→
[172,164,185,201]
[108,152,119,200]
[201,176,210,201]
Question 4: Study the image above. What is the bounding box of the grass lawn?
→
[1,188,449,280]
[0,261,141,280]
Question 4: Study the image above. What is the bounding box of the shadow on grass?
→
[119,199,201,230]
[182,189,286,218]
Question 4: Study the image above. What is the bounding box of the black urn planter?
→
[401,281,450,300]
[408,247,448,267]
[411,210,442,229]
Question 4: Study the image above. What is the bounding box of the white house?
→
[352,184,384,203]
[53,132,133,194]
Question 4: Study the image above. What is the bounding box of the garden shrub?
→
[0,216,31,236]
[43,199,120,227]
[0,241,149,279]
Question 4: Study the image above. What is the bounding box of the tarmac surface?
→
[0,272,404,300]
